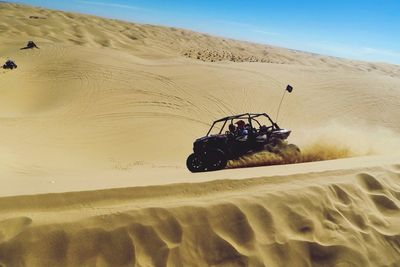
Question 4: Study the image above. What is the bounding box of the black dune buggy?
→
[3,60,17,70]
[186,113,300,172]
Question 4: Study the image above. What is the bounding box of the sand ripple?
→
[0,166,399,266]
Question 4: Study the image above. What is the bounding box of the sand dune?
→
[0,164,400,266]
[1,2,400,266]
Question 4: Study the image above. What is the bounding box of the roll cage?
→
[206,113,279,136]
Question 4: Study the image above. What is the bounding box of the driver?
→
[228,123,236,134]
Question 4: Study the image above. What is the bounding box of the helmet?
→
[235,120,246,127]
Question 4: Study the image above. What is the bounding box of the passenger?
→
[235,120,248,141]
[245,123,252,133]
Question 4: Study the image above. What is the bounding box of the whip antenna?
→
[275,85,293,123]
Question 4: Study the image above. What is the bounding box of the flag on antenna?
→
[286,85,293,93]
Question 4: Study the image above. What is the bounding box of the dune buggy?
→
[3,60,17,70]
[186,113,300,172]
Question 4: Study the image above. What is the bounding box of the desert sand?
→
[0,2,400,266]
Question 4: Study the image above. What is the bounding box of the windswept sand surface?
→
[1,2,400,266]
[1,164,400,266]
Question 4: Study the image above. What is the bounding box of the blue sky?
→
[7,0,400,64]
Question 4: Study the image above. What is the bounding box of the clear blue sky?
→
[7,0,400,64]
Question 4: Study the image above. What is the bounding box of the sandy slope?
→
[0,164,400,266]
[0,2,400,266]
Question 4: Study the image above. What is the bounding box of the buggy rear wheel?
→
[186,153,205,173]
